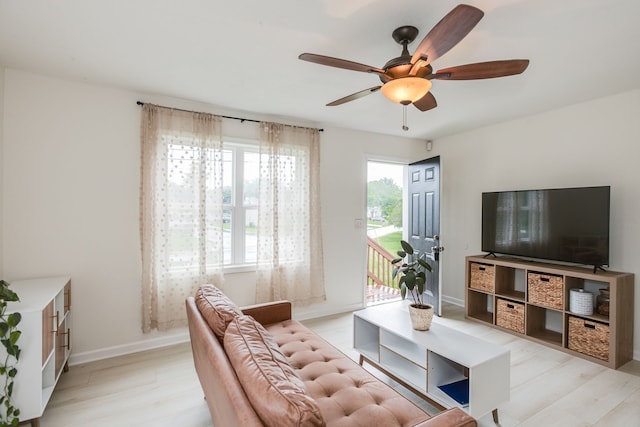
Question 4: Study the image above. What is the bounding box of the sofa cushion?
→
[266,320,432,427]
[195,284,242,342]
[224,315,324,427]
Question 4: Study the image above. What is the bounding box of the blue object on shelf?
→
[438,378,469,406]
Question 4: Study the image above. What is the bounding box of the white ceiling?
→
[1,0,639,139]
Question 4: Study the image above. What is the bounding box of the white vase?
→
[409,303,434,331]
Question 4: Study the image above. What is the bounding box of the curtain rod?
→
[136,101,323,132]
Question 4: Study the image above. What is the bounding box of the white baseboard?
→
[441,294,464,307]
[294,302,365,321]
[69,331,190,366]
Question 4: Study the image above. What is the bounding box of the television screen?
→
[482,186,610,267]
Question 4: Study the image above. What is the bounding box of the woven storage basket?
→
[470,263,495,293]
[496,298,525,334]
[528,272,563,309]
[568,316,609,361]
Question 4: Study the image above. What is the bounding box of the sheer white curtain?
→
[255,123,326,306]
[140,104,225,332]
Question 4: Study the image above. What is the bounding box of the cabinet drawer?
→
[42,300,54,365]
[496,298,525,334]
[528,272,563,309]
[568,316,609,361]
[470,263,495,292]
[55,319,70,376]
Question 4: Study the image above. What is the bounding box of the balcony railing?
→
[367,237,401,304]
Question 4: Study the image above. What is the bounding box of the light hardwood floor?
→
[41,303,640,427]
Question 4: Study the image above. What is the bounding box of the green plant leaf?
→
[0,323,8,338]
[0,281,19,302]
[5,343,18,357]
[396,250,406,258]
[400,240,414,254]
[6,313,21,328]
[7,369,16,379]
[404,271,416,289]
[391,257,403,264]
[9,331,20,346]
[392,266,399,279]
[400,284,407,299]
[418,258,432,271]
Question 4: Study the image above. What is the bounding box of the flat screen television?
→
[482,186,610,268]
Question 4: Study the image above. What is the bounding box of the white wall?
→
[0,65,4,278]
[5,67,638,363]
[2,70,147,360]
[1,69,428,363]
[431,90,640,358]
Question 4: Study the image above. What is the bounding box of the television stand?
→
[465,255,634,369]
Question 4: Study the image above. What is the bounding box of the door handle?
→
[430,236,444,260]
[431,245,444,261]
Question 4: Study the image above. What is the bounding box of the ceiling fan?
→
[299,4,529,129]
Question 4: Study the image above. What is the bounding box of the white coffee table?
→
[353,301,509,422]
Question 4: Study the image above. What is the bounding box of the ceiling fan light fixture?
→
[381,77,432,105]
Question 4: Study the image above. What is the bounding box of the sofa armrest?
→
[414,408,477,427]
[241,300,292,326]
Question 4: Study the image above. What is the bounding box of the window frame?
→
[223,139,260,272]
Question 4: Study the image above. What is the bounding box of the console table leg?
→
[492,408,499,424]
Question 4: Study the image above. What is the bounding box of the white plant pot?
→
[409,303,434,331]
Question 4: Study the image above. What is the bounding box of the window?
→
[140,104,325,332]
[162,137,312,271]
[164,139,260,269]
[222,142,260,267]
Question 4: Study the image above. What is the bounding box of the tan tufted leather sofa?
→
[186,285,477,427]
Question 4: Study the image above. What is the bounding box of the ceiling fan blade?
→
[413,92,437,112]
[326,86,382,106]
[434,60,530,80]
[411,4,484,65]
[299,53,385,74]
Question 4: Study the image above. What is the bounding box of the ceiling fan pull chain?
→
[402,104,409,131]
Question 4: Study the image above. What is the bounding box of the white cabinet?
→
[354,301,509,421]
[5,277,71,427]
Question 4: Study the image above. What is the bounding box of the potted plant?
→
[392,240,434,330]
[0,280,21,426]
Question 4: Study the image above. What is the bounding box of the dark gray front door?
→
[408,156,442,315]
